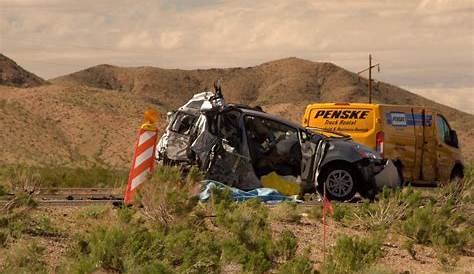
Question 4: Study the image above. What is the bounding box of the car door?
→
[205,110,261,190]
[435,115,458,181]
[243,115,301,178]
[299,130,319,192]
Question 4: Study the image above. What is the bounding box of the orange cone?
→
[124,109,159,205]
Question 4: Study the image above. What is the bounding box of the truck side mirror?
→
[449,130,459,148]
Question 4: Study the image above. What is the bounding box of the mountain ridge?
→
[0,53,46,88]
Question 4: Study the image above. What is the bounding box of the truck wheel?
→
[318,164,357,201]
[450,165,464,181]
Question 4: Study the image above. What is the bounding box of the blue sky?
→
[0,0,472,113]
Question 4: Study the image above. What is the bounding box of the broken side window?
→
[217,110,243,153]
[170,112,197,135]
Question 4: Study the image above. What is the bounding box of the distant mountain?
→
[0,54,46,87]
[0,56,471,168]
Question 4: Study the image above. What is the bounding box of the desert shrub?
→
[163,228,221,273]
[0,211,31,239]
[63,225,170,273]
[0,184,8,196]
[402,239,416,259]
[0,230,8,247]
[275,230,298,261]
[139,165,199,228]
[306,205,323,221]
[359,265,396,274]
[332,204,351,222]
[400,200,470,268]
[216,199,274,273]
[2,190,38,211]
[271,201,301,223]
[29,216,61,237]
[439,167,473,211]
[80,205,109,219]
[352,186,421,230]
[401,203,468,249]
[0,164,127,188]
[185,165,204,184]
[1,241,47,274]
[117,205,136,224]
[277,254,314,274]
[321,234,382,274]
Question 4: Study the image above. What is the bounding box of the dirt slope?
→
[53,57,474,163]
[0,54,46,88]
[0,84,150,168]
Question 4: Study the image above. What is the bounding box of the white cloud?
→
[410,87,474,114]
[160,31,183,49]
[0,0,472,112]
[118,31,155,49]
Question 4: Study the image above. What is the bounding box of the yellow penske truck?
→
[302,103,464,184]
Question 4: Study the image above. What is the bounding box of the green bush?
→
[0,229,8,247]
[321,234,382,274]
[271,201,301,223]
[139,165,199,228]
[401,203,468,250]
[332,204,351,222]
[275,230,298,260]
[352,186,422,230]
[400,200,470,268]
[306,205,323,221]
[80,205,109,219]
[402,239,416,259]
[277,255,314,274]
[1,241,47,274]
[0,184,8,196]
[117,205,136,224]
[0,211,31,239]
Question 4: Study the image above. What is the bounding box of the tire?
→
[317,163,357,201]
[450,165,464,181]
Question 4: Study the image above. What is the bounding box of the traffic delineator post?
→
[124,109,159,205]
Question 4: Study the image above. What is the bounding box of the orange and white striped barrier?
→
[124,110,159,205]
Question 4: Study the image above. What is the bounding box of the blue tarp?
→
[199,180,298,204]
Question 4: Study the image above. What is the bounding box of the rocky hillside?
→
[0,54,46,88]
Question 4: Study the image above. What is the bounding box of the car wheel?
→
[318,164,357,201]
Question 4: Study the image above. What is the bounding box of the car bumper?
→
[374,160,401,189]
[354,158,400,197]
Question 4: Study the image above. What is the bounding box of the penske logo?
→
[314,110,370,119]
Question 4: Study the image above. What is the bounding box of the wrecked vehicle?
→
[156,84,396,201]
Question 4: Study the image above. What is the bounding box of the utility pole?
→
[358,54,380,103]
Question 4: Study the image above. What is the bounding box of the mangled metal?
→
[157,83,397,201]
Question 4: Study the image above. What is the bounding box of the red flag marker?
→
[322,186,333,263]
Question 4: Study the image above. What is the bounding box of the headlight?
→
[355,144,381,159]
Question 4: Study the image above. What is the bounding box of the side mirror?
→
[449,130,459,148]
